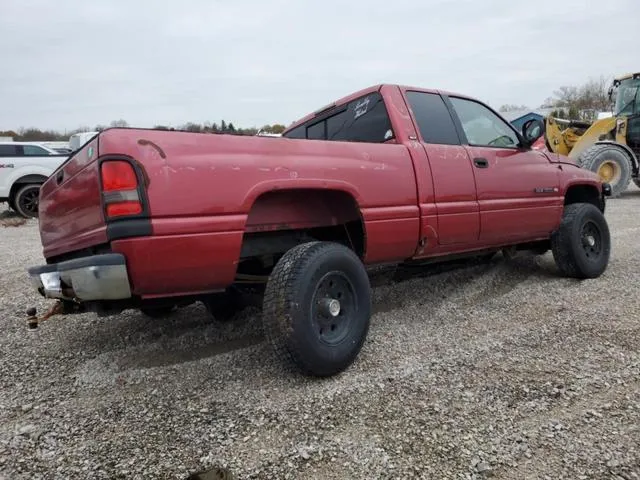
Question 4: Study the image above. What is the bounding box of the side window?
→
[282,91,393,143]
[404,91,460,145]
[0,145,18,156]
[23,145,50,156]
[449,97,519,148]
[306,121,325,140]
[327,93,393,143]
[283,125,305,139]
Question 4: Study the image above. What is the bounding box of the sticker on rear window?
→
[354,97,371,119]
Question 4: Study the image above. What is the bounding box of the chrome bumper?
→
[27,253,132,302]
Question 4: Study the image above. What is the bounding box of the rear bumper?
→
[27,253,132,302]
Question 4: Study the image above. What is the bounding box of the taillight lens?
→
[100,160,143,219]
[101,161,138,191]
[106,201,143,218]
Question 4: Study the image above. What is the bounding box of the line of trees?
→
[499,75,613,121]
[4,75,616,142]
[0,119,287,142]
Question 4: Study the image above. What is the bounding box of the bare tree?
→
[499,104,529,112]
[576,75,611,112]
[109,119,129,128]
[545,75,613,120]
[552,86,579,109]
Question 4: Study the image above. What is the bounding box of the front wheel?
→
[551,203,611,279]
[13,184,41,218]
[262,241,371,377]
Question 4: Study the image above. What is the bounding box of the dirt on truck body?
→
[27,83,613,377]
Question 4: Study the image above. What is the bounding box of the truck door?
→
[403,90,480,246]
[445,95,563,243]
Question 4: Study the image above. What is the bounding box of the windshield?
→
[614,78,640,116]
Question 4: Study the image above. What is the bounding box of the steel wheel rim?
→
[597,160,621,184]
[310,271,356,346]
[580,220,602,262]
[19,187,40,216]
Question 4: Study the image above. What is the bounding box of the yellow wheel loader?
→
[542,72,640,197]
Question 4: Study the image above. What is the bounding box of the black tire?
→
[262,241,371,377]
[202,288,246,322]
[577,144,631,198]
[140,306,175,318]
[13,184,41,218]
[551,203,611,279]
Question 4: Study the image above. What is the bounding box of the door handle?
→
[473,157,489,168]
[55,170,64,184]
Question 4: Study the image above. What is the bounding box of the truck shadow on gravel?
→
[91,253,559,372]
[371,252,559,315]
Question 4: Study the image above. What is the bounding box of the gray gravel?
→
[2,188,640,480]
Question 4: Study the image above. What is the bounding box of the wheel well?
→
[564,184,603,211]
[237,189,366,278]
[9,175,47,201]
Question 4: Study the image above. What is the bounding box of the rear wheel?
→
[262,241,371,377]
[13,184,41,218]
[577,144,631,198]
[551,203,610,279]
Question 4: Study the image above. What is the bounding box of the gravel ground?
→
[1,189,640,480]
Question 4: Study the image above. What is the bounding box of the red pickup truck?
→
[27,84,612,377]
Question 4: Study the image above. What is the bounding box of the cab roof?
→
[283,83,477,134]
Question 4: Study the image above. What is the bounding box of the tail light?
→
[100,160,144,219]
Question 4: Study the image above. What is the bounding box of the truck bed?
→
[37,127,420,295]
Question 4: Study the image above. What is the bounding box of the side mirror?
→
[521,118,544,146]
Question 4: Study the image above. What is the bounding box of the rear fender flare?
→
[241,179,363,212]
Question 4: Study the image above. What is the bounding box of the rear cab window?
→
[283,91,394,143]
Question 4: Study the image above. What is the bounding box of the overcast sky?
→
[1,0,638,132]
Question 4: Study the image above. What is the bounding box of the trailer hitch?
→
[26,301,84,330]
[26,302,64,329]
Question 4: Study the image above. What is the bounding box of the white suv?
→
[0,142,68,218]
